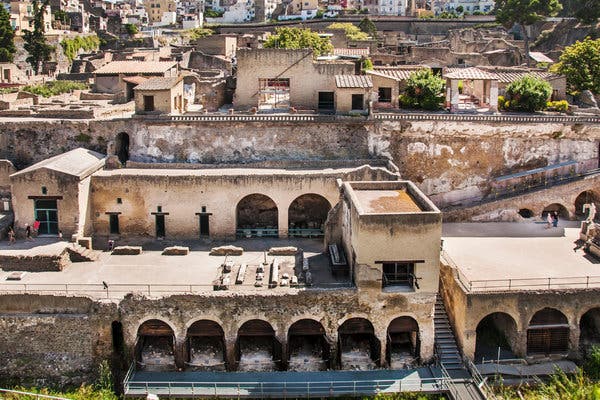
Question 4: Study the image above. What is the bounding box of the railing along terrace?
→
[123,377,447,398]
[142,112,600,124]
[0,281,355,299]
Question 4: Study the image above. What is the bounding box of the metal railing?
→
[123,377,447,398]
[0,281,355,299]
[0,388,71,400]
[441,250,600,293]
[140,112,600,124]
[464,357,497,400]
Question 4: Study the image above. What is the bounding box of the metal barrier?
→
[124,377,447,398]
[464,357,497,400]
[0,388,71,400]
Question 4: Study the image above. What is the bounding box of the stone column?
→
[225,337,237,371]
[420,320,435,363]
[277,334,288,371]
[570,322,581,360]
[328,332,339,370]
[489,80,499,112]
[376,331,388,368]
[450,79,460,113]
[278,206,288,238]
[174,338,186,370]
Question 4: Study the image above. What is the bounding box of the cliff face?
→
[533,19,600,58]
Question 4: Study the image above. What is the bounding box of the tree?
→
[401,69,445,110]
[361,58,373,71]
[263,27,333,56]
[0,4,16,63]
[495,0,562,65]
[327,22,369,41]
[124,23,139,35]
[188,28,214,41]
[358,17,377,38]
[559,0,600,23]
[553,38,600,94]
[505,75,552,112]
[54,9,70,25]
[23,0,54,75]
[456,5,464,13]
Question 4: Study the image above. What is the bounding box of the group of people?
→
[546,211,560,228]
[6,222,62,245]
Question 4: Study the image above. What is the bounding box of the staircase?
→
[435,294,464,371]
[67,243,101,262]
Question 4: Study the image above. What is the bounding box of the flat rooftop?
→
[442,222,600,292]
[354,189,422,213]
[0,238,352,300]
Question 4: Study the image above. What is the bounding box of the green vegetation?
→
[494,0,562,64]
[361,58,373,71]
[54,9,70,25]
[399,69,445,111]
[263,27,333,56]
[188,28,214,41]
[358,17,377,38]
[546,100,569,113]
[61,35,100,61]
[204,9,225,18]
[327,22,369,41]
[553,38,600,95]
[23,81,89,97]
[504,75,552,112]
[124,23,138,35]
[23,0,54,75]
[559,0,600,23]
[0,2,16,63]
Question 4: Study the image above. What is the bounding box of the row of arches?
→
[236,193,332,237]
[131,317,420,372]
[475,307,600,362]
[517,191,600,221]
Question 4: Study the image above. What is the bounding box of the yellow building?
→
[144,0,177,23]
[9,0,53,35]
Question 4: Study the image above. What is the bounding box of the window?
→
[157,206,162,213]
[351,94,364,110]
[382,262,415,288]
[318,92,335,111]
[117,198,122,204]
[201,206,207,213]
[41,186,47,195]
[378,87,392,102]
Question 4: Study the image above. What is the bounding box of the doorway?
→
[351,94,364,110]
[34,199,58,235]
[155,215,165,238]
[109,214,120,235]
[199,214,209,237]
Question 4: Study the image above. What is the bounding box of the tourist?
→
[25,224,34,241]
[58,230,63,239]
[553,211,559,228]
[546,212,553,229]
[7,226,15,245]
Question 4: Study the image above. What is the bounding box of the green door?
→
[34,199,58,235]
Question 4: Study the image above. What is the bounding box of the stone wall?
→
[0,118,598,204]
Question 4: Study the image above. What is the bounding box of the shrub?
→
[124,23,138,35]
[361,58,373,71]
[204,9,224,18]
[23,80,89,97]
[401,69,445,110]
[497,95,505,110]
[546,100,569,113]
[505,75,553,112]
[263,27,333,56]
[61,35,100,61]
[326,22,369,41]
[188,28,214,41]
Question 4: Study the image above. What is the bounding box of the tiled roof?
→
[335,75,373,88]
[478,67,563,83]
[529,52,554,63]
[333,48,370,57]
[94,61,177,75]
[444,67,500,80]
[366,66,429,81]
[134,77,182,91]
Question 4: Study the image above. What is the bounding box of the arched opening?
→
[475,312,518,362]
[580,308,600,357]
[136,320,176,371]
[575,191,600,220]
[186,320,226,371]
[236,194,278,238]
[518,208,534,219]
[542,203,569,220]
[338,318,380,370]
[115,132,130,165]
[236,319,281,371]
[527,308,569,355]
[287,319,330,371]
[387,317,420,368]
[288,194,331,237]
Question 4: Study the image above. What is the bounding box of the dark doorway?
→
[475,312,518,362]
[112,321,124,354]
[318,92,335,112]
[155,215,165,238]
[387,317,420,368]
[144,95,155,112]
[351,94,364,110]
[288,194,331,237]
[236,320,282,371]
[109,214,120,235]
[115,132,130,165]
[34,199,58,235]
[527,308,569,355]
[199,214,210,237]
[186,320,226,371]
[378,87,392,103]
[136,320,176,371]
[338,318,380,370]
[288,319,330,371]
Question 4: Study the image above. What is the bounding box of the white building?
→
[433,0,494,14]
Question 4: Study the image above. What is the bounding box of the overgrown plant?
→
[327,22,369,41]
[505,75,552,112]
[400,69,445,111]
[61,35,100,61]
[263,27,333,56]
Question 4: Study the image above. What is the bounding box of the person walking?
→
[553,211,559,228]
[25,224,34,241]
[7,226,15,245]
[546,212,553,229]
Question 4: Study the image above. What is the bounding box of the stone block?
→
[77,237,92,250]
[112,246,142,255]
[162,246,189,256]
[268,246,298,256]
[209,245,243,256]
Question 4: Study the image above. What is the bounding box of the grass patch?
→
[22,81,89,98]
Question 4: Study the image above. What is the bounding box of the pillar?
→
[174,338,186,370]
[278,206,288,238]
[328,332,339,370]
[489,80,499,112]
[376,331,388,368]
[225,337,237,371]
[420,320,435,363]
[570,321,581,360]
[450,79,460,113]
[277,334,288,371]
